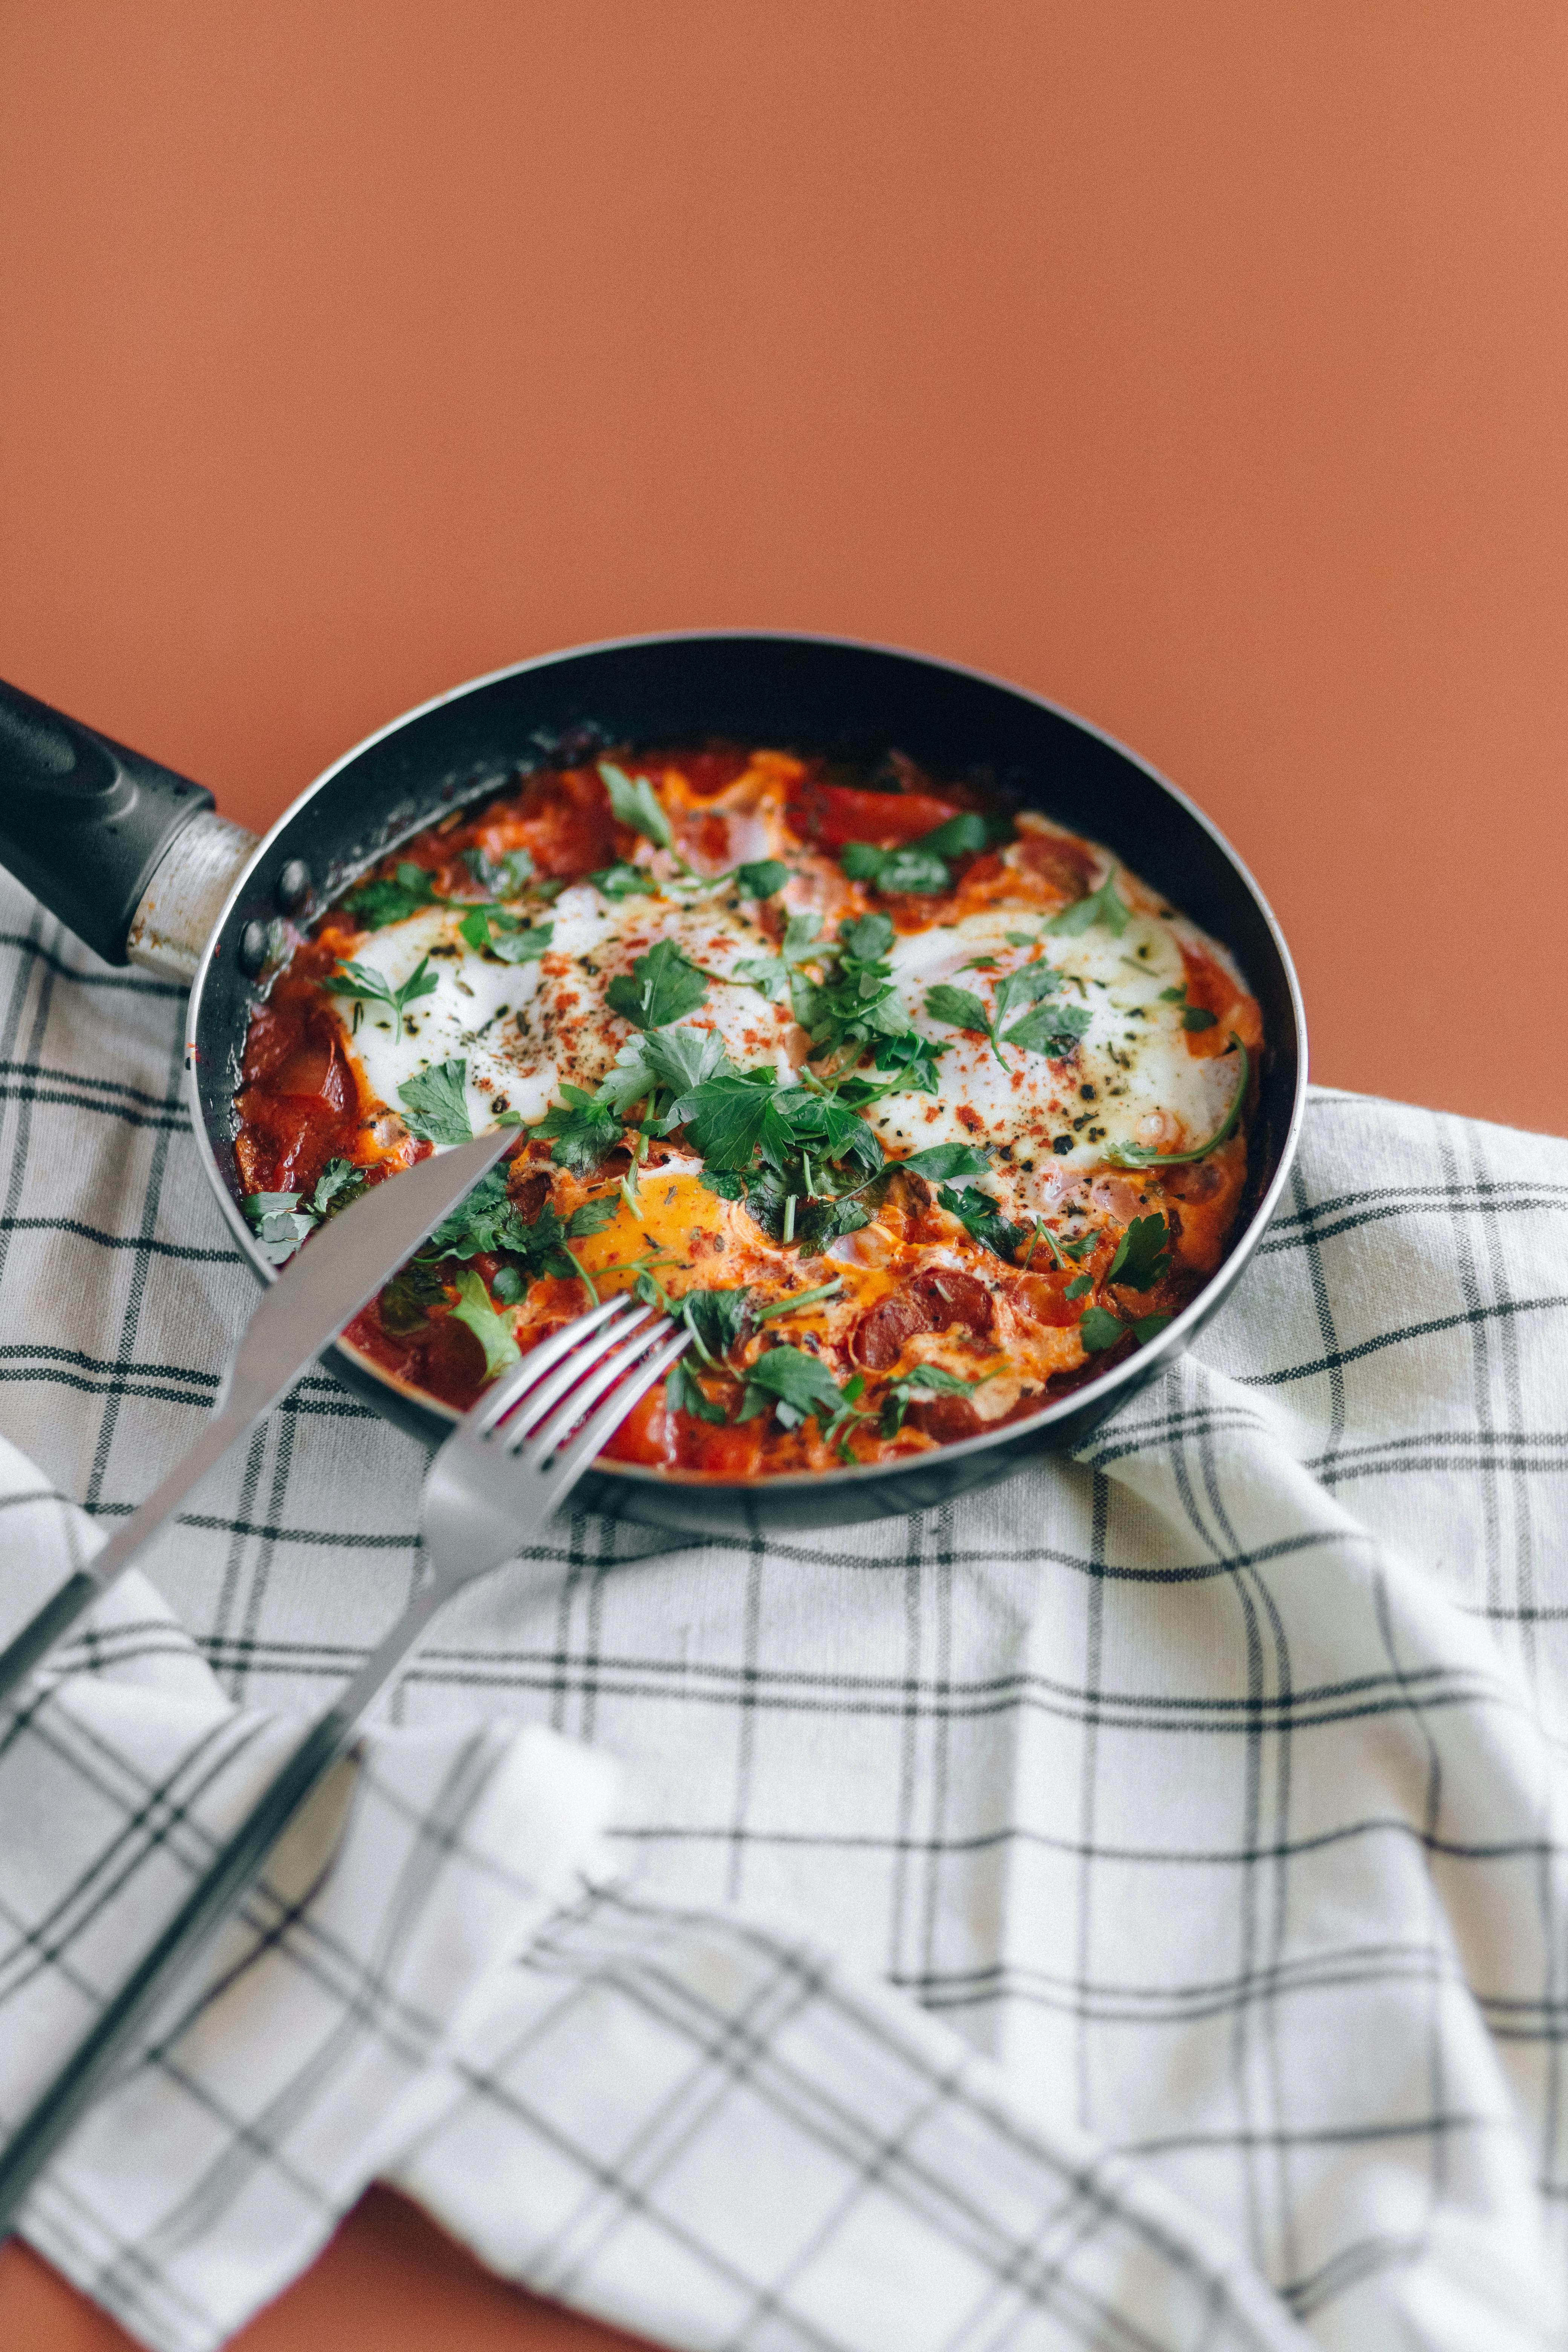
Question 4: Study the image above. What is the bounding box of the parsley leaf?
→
[937,1182,1025,1259]
[793,1195,872,1251]
[599,761,674,850]
[877,1362,990,1436]
[1002,999,1092,1057]
[924,983,991,1033]
[841,841,949,895]
[900,1142,991,1182]
[344,861,441,929]
[536,1084,623,1173]
[736,858,789,898]
[840,912,894,962]
[463,845,535,897]
[991,960,1059,1027]
[736,1344,844,1429]
[915,812,996,858]
[634,1274,755,1366]
[1047,869,1131,938]
[671,1070,792,1170]
[1078,1305,1126,1352]
[426,1166,522,1259]
[605,939,710,1031]
[640,1025,732,1096]
[837,1027,949,1106]
[378,1259,449,1332]
[665,1357,726,1423]
[398,1057,473,1145]
[449,1267,522,1377]
[733,912,825,1004]
[588,863,661,901]
[838,812,999,898]
[328,953,440,1043]
[1065,1271,1094,1300]
[308,1158,367,1217]
[1108,1212,1173,1291]
[1159,979,1218,1032]
[242,1191,317,1266]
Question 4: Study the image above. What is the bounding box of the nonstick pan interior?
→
[190,632,1307,1534]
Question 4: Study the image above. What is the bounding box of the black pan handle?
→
[0,676,216,965]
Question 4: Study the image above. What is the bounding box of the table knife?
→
[0,1128,513,1701]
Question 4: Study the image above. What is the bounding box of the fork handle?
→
[0,1579,448,2233]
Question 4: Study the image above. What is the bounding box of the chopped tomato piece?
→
[599,1386,674,1465]
[787,781,961,851]
[675,1418,764,1477]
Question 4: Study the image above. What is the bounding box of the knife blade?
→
[0,1127,514,1701]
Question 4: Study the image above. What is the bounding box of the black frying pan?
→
[0,634,1307,1534]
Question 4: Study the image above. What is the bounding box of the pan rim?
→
[187,627,1309,1480]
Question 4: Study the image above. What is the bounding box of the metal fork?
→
[0,1295,688,2231]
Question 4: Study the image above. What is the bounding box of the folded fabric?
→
[0,884,1563,2349]
[2,1447,1306,2352]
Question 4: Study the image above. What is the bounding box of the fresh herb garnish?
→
[605,939,710,1031]
[1047,868,1131,938]
[242,1191,318,1267]
[587,863,662,901]
[1107,1039,1249,1168]
[925,959,1082,1070]
[1001,999,1092,1058]
[328,953,440,1043]
[937,1183,1026,1259]
[344,862,442,929]
[1079,1301,1171,1353]
[398,1057,474,1145]
[456,902,554,962]
[836,1027,949,1106]
[449,1267,522,1377]
[463,845,535,897]
[732,912,826,1004]
[1079,1305,1126,1352]
[599,760,675,851]
[900,1142,991,1182]
[736,1344,845,1430]
[240,1156,369,1266]
[736,859,789,899]
[839,810,999,897]
[1158,980,1218,1032]
[536,1085,624,1174]
[665,1358,726,1423]
[1108,1212,1173,1291]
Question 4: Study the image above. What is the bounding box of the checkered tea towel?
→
[0,878,1562,2351]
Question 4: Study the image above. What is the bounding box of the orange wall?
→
[3,3,1565,1133]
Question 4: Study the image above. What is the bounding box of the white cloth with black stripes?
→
[0,884,1562,2351]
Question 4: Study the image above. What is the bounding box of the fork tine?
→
[505,1309,669,1455]
[501,1300,656,1441]
[541,1329,692,1487]
[464,1295,646,1438]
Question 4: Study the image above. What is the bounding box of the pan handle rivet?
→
[276,860,311,914]
[238,920,270,977]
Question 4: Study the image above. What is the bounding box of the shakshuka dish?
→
[234,746,1263,1476]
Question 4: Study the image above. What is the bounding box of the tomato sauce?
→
[233,745,1262,1475]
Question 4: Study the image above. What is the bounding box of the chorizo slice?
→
[850,1266,996,1369]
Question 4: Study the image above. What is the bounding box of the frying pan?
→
[0,634,1307,1534]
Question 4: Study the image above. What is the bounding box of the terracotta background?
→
[2,4,1565,2346]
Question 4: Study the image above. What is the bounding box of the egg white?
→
[341,882,801,1134]
[869,904,1243,1213]
[333,872,1243,1216]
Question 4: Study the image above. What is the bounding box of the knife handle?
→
[0,677,214,966]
